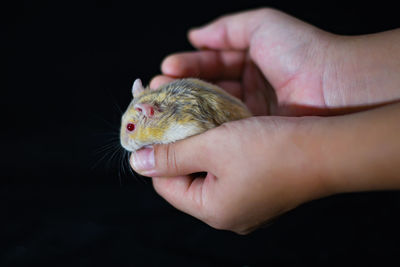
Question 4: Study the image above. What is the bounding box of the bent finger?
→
[188,8,271,50]
[215,80,243,100]
[150,75,175,89]
[161,50,245,81]
[152,175,207,218]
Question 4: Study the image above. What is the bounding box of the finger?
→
[152,175,207,218]
[188,8,271,50]
[161,50,245,80]
[149,75,175,89]
[130,131,211,177]
[215,80,243,100]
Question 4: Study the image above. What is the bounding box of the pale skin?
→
[129,8,400,234]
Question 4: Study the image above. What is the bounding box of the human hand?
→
[129,9,400,234]
[130,116,328,234]
[130,102,400,234]
[151,8,400,116]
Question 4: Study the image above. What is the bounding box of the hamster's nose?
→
[126,123,135,132]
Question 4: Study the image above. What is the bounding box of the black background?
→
[2,0,400,266]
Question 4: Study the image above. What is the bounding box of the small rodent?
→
[120,78,252,152]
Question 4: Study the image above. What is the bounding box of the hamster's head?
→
[120,79,159,152]
[120,78,203,152]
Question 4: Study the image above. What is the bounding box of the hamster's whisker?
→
[119,149,130,182]
[112,99,123,115]
[114,147,123,186]
[104,87,124,115]
[90,113,120,132]
[90,142,120,171]
[120,148,130,185]
[93,139,147,185]
[106,144,122,169]
[92,132,119,137]
[117,166,122,187]
[92,141,120,156]
[118,147,126,175]
[93,140,118,151]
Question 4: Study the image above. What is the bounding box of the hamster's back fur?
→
[134,78,251,131]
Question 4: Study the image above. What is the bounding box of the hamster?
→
[120,78,252,152]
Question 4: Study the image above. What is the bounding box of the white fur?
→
[123,123,202,152]
[126,138,140,152]
[162,122,202,144]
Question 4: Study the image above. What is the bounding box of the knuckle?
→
[164,143,179,174]
[201,199,255,234]
[204,209,254,235]
[204,216,230,231]
[255,7,280,17]
[202,204,235,231]
[234,229,252,235]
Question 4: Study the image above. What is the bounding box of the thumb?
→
[130,134,209,177]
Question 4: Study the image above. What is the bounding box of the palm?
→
[238,51,327,116]
[234,20,330,116]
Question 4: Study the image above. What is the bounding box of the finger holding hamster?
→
[130,130,212,177]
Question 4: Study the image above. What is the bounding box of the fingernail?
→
[130,147,155,175]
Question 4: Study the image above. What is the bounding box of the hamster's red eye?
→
[126,123,135,132]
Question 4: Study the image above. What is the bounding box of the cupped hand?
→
[151,8,400,116]
[130,116,328,234]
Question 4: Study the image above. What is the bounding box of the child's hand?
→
[151,8,400,116]
[130,116,328,234]
[131,103,400,234]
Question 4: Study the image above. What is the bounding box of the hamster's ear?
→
[132,78,144,98]
[134,103,155,118]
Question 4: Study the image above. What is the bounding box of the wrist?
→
[255,116,336,205]
[309,103,400,195]
[322,29,400,107]
[286,117,337,201]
